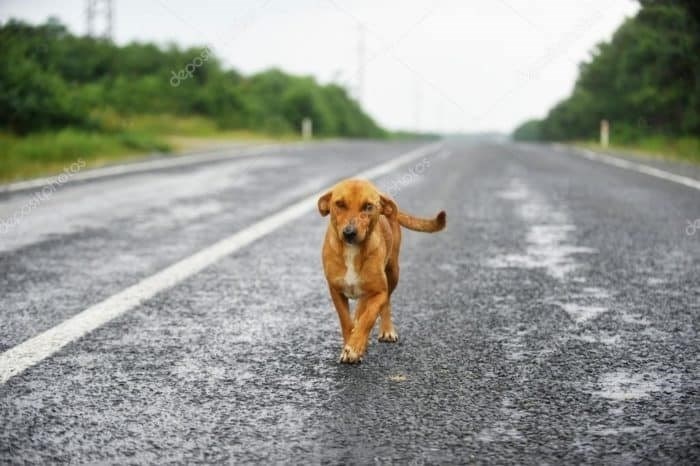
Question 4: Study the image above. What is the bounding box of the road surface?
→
[1,140,699,464]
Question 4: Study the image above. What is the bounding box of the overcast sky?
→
[1,0,639,133]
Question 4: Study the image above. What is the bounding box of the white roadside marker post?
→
[600,119,609,148]
[302,117,313,140]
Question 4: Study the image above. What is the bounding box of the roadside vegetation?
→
[512,0,700,164]
[0,19,393,182]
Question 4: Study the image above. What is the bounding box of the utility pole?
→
[86,0,114,40]
[357,24,365,106]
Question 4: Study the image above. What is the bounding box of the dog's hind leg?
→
[378,301,399,342]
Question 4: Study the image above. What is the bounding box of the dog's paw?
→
[339,345,363,364]
[378,329,399,343]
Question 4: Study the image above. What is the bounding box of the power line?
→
[86,0,113,40]
[356,24,365,106]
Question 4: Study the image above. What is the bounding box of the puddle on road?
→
[580,287,610,299]
[488,178,673,405]
[619,311,650,326]
[476,397,527,443]
[590,370,681,401]
[557,303,609,323]
[646,277,666,286]
[490,179,611,328]
[135,200,226,232]
[437,262,459,277]
[569,332,621,346]
[476,426,524,443]
[587,425,644,436]
[489,181,596,280]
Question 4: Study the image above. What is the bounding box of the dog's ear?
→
[379,194,397,219]
[317,191,332,217]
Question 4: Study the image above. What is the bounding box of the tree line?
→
[0,18,386,138]
[513,0,699,144]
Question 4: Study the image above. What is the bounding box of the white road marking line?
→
[574,148,700,191]
[0,143,307,194]
[0,142,441,384]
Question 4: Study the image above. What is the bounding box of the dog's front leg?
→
[340,291,388,364]
[329,286,353,344]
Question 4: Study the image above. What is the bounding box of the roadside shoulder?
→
[0,141,311,196]
[555,143,700,184]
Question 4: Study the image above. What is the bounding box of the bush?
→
[512,1,700,144]
[0,19,385,139]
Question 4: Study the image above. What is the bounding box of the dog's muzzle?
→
[342,225,357,243]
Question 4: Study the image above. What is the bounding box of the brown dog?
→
[318,178,446,363]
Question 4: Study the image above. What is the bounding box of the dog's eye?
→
[363,203,374,212]
[335,200,347,209]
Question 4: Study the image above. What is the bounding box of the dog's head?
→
[318,179,396,245]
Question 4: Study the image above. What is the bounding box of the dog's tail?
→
[397,210,446,232]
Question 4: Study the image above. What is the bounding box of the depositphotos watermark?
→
[170,46,212,87]
[686,219,700,236]
[0,159,86,235]
[383,157,431,198]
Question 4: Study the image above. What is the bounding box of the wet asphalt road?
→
[1,140,699,464]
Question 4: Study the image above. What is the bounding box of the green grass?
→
[0,128,171,182]
[0,113,301,183]
[576,136,700,165]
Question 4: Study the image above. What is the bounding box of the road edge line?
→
[565,145,700,191]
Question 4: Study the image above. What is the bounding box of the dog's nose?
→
[342,225,357,242]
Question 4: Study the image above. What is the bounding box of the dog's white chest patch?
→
[342,246,362,299]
